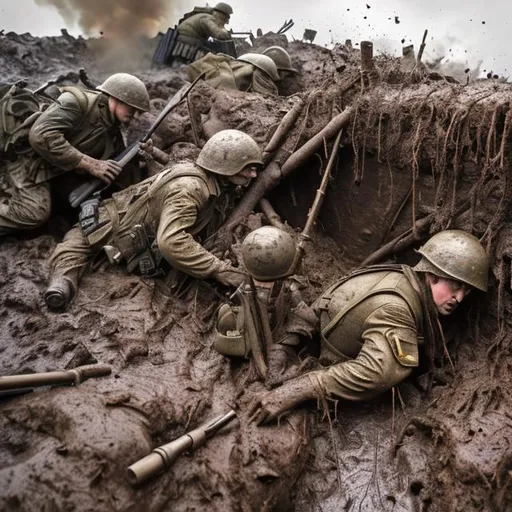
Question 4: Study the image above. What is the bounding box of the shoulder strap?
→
[59,86,97,117]
[149,165,219,199]
[320,265,419,339]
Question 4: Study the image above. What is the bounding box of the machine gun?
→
[126,409,237,485]
[0,363,112,397]
[68,73,205,208]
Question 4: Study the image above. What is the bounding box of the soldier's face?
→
[110,98,137,124]
[427,275,471,315]
[227,165,258,187]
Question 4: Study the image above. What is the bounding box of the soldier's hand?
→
[138,140,154,160]
[266,344,298,381]
[87,159,122,184]
[248,375,317,425]
[213,267,245,288]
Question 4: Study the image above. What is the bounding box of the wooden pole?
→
[417,30,428,64]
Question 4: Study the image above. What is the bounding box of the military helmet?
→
[237,53,280,82]
[242,226,297,281]
[97,73,150,112]
[413,230,489,292]
[213,2,233,15]
[196,129,263,176]
[262,46,297,73]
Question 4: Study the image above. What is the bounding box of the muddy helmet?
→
[196,129,263,176]
[97,73,150,112]
[213,2,233,16]
[237,53,280,82]
[413,230,489,292]
[242,226,296,281]
[262,46,297,73]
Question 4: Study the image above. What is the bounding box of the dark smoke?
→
[34,0,184,38]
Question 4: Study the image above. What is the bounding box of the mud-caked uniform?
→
[173,11,231,63]
[48,162,233,298]
[304,265,440,401]
[188,53,279,96]
[0,88,125,233]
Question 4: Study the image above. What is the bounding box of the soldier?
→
[172,2,233,64]
[44,129,262,311]
[214,226,318,381]
[0,73,150,236]
[187,52,280,96]
[248,230,490,424]
[262,46,298,81]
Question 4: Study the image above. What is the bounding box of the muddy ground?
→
[1,30,511,511]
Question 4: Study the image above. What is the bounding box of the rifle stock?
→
[68,73,205,208]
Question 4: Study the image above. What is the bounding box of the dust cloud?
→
[34,0,186,38]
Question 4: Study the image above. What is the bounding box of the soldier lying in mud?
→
[44,129,262,310]
[245,230,489,425]
[0,73,150,235]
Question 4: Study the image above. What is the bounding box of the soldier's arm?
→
[307,302,418,401]
[156,177,225,278]
[201,16,231,40]
[28,92,88,171]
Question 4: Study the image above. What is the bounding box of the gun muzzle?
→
[127,409,237,485]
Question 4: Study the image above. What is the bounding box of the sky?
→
[0,0,510,77]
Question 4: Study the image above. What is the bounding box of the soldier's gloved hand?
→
[212,266,246,288]
[248,374,318,425]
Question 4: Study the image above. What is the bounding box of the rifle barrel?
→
[0,364,112,392]
[126,409,237,485]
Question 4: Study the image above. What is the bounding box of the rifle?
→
[126,409,237,485]
[68,73,205,208]
[0,363,112,397]
[286,128,343,275]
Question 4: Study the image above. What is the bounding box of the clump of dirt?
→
[1,29,511,512]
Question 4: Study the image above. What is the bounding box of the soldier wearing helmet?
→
[44,129,263,311]
[248,230,489,425]
[214,226,319,379]
[262,46,298,80]
[188,52,280,96]
[173,3,233,64]
[0,72,150,236]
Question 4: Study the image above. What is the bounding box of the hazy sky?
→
[0,0,509,76]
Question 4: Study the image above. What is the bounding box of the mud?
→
[1,29,512,512]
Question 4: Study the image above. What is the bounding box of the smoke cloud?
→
[34,0,185,38]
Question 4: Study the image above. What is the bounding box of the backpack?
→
[0,82,94,159]
[178,6,213,25]
[0,82,45,157]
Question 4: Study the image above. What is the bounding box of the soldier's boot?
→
[44,276,75,311]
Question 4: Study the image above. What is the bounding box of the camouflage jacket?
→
[177,13,230,41]
[306,265,437,401]
[28,89,125,184]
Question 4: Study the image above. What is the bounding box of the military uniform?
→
[303,265,439,401]
[48,162,233,299]
[188,53,279,96]
[0,89,125,232]
[173,11,231,63]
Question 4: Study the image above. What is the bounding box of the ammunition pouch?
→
[78,195,101,236]
[213,304,250,358]
[108,224,163,278]
[172,34,203,62]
